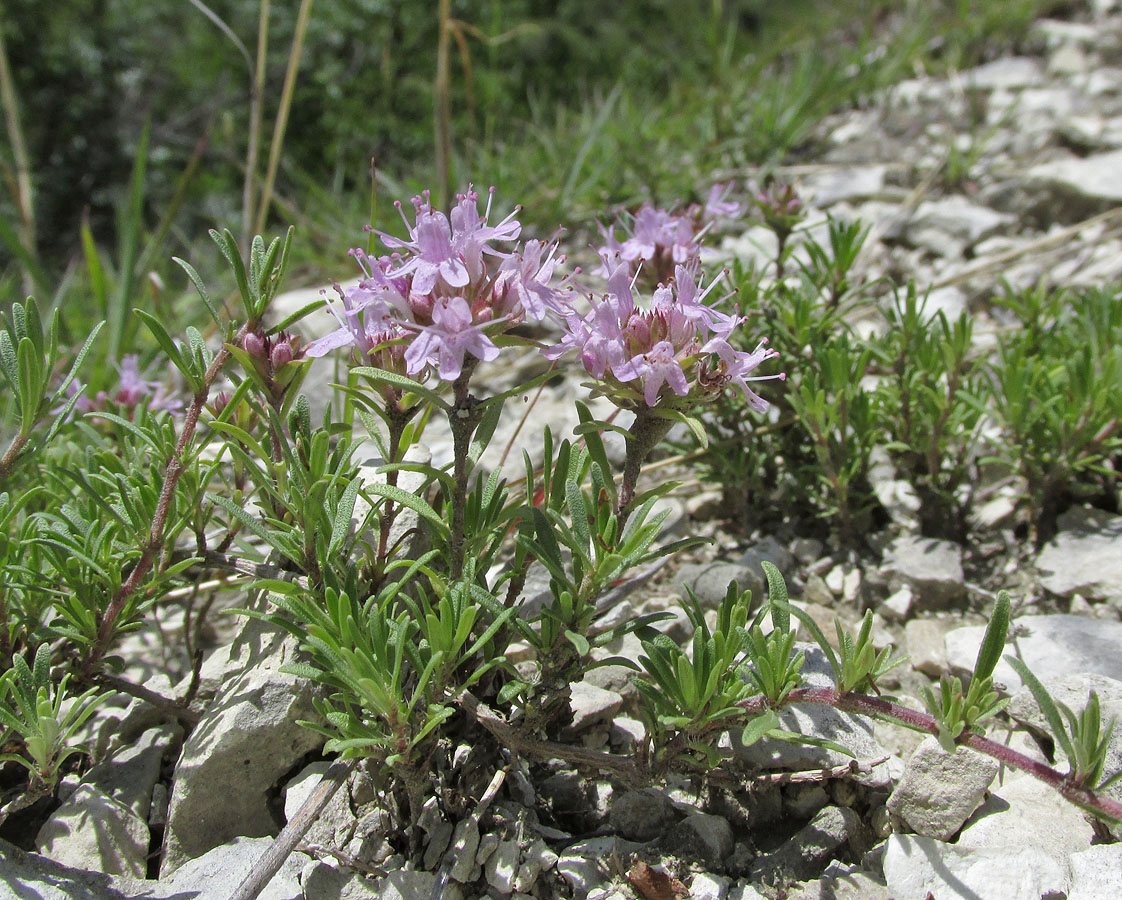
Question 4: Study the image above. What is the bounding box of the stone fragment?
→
[751,806,859,883]
[945,614,1122,691]
[956,772,1094,870]
[678,561,761,609]
[1028,149,1122,204]
[609,787,679,842]
[879,586,913,621]
[36,784,149,879]
[81,724,176,820]
[664,813,734,866]
[907,196,1014,254]
[569,682,623,731]
[1035,507,1122,605]
[1068,843,1122,900]
[882,833,1068,900]
[739,537,795,585]
[886,736,998,840]
[475,831,499,866]
[556,836,640,896]
[904,618,949,677]
[802,165,889,206]
[882,535,965,608]
[485,839,521,894]
[0,837,144,900]
[161,618,326,873]
[963,56,1045,89]
[514,838,558,893]
[447,819,482,883]
[689,872,731,900]
[728,885,769,900]
[145,837,306,900]
[786,863,890,900]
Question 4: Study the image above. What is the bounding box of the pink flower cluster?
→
[596,184,742,285]
[306,188,571,383]
[65,355,180,417]
[544,262,783,410]
[308,184,781,412]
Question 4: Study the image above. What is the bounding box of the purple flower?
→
[700,334,784,412]
[379,195,469,294]
[665,265,738,336]
[305,281,403,360]
[702,182,742,222]
[311,184,573,384]
[620,341,690,406]
[545,259,781,410]
[450,186,522,283]
[493,240,570,321]
[404,296,499,381]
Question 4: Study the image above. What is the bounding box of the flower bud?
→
[270,338,294,370]
[243,332,266,359]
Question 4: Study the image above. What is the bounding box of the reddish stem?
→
[738,687,1122,823]
[83,325,248,678]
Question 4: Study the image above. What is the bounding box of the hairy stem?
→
[83,328,246,678]
[618,408,673,529]
[738,687,1122,823]
[448,368,483,580]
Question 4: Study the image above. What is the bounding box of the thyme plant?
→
[0,181,1120,863]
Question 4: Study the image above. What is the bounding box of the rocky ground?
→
[6,2,1122,899]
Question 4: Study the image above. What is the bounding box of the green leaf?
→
[762,561,789,633]
[363,482,450,540]
[564,629,591,658]
[16,337,42,436]
[1005,655,1075,766]
[348,367,450,410]
[269,297,325,335]
[741,709,781,747]
[211,228,253,320]
[973,591,1010,682]
[172,256,223,327]
[328,476,362,556]
[134,310,196,389]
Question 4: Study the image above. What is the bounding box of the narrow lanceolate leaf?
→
[328,476,362,556]
[741,709,781,747]
[973,591,1010,682]
[348,367,450,410]
[173,257,223,327]
[363,482,449,540]
[1005,655,1075,766]
[762,561,789,633]
[17,337,42,435]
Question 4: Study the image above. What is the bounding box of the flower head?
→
[545,262,781,410]
[310,186,568,385]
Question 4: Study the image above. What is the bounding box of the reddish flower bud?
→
[243,332,266,359]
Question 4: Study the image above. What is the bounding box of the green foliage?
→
[920,592,1010,752]
[979,284,1122,540]
[635,582,757,766]
[872,284,984,539]
[786,331,879,538]
[1007,656,1122,794]
[0,644,110,789]
[0,298,102,456]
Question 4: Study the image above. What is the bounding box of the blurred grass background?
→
[0,0,1055,341]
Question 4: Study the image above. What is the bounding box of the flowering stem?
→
[375,401,411,566]
[618,408,674,529]
[448,366,483,580]
[83,326,246,679]
[0,432,29,482]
